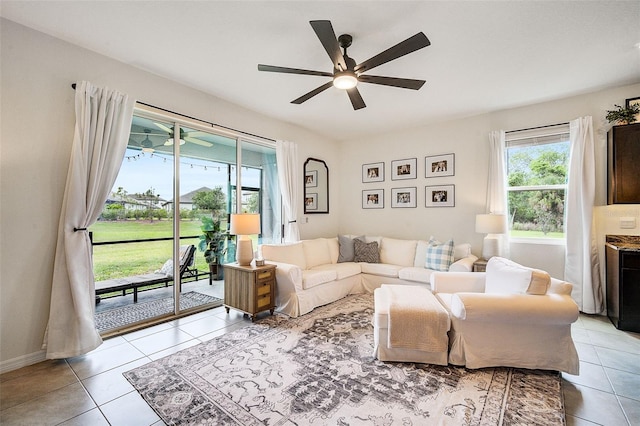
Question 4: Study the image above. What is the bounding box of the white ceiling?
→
[2,1,639,141]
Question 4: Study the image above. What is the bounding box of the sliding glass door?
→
[91,107,280,334]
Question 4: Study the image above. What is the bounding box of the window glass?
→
[506,125,570,239]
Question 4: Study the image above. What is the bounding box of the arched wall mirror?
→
[304,157,329,214]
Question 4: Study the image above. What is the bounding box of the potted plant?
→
[198,216,228,280]
[193,187,228,280]
[606,103,640,125]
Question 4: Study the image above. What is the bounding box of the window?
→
[506,124,570,240]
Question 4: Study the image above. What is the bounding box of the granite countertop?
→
[606,235,640,252]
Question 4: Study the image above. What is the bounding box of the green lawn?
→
[90,220,211,280]
[509,230,564,239]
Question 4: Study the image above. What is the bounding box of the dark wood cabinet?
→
[608,123,640,204]
[606,244,640,332]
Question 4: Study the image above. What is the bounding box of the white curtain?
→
[276,140,300,242]
[44,81,134,358]
[565,116,603,313]
[487,130,510,257]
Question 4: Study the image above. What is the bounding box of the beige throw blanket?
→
[385,285,450,353]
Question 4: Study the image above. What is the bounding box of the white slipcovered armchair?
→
[431,257,580,375]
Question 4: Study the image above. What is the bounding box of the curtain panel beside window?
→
[43,81,135,358]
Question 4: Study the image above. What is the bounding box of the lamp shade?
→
[475,214,507,234]
[229,213,261,236]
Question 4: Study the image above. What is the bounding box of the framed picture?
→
[305,170,317,188]
[391,158,417,180]
[626,97,640,124]
[425,185,455,208]
[304,193,318,210]
[391,187,417,208]
[362,189,384,209]
[362,162,384,183]
[425,153,455,178]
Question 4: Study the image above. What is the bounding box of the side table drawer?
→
[256,294,271,310]
[257,280,271,296]
[257,269,274,281]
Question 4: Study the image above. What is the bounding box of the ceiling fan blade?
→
[291,81,334,104]
[154,122,173,134]
[355,32,430,74]
[130,132,167,137]
[258,64,333,77]
[310,20,347,71]
[184,136,213,147]
[346,87,366,110]
[358,75,426,90]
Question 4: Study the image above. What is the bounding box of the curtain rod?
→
[71,83,276,143]
[505,121,570,134]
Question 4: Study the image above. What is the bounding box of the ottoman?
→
[373,284,450,365]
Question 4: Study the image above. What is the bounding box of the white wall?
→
[0,19,340,368]
[2,17,639,369]
[339,83,640,280]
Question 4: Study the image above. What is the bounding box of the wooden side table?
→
[223,262,276,321]
[473,259,488,272]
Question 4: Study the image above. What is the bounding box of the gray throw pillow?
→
[354,238,380,263]
[338,235,363,263]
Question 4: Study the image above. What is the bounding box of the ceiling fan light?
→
[333,72,358,90]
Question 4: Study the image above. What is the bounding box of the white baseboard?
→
[0,350,47,374]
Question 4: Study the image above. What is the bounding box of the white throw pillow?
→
[156,259,173,277]
[303,238,332,269]
[485,257,551,295]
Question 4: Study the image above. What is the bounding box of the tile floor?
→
[1,308,639,425]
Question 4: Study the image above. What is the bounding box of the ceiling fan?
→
[258,20,431,110]
[130,125,213,152]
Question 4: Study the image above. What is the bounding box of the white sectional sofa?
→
[258,236,477,317]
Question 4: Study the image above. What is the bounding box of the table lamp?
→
[475,213,507,260]
[230,213,261,266]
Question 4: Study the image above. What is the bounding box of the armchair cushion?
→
[425,237,454,271]
[485,257,550,295]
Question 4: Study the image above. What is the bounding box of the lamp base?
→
[236,236,254,266]
[482,235,502,260]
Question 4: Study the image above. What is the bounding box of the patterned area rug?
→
[124,294,565,425]
[95,292,222,332]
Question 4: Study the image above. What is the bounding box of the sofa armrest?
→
[449,254,479,272]
[431,272,486,294]
[265,261,303,293]
[451,292,579,325]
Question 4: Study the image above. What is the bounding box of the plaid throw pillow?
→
[354,239,380,263]
[425,237,454,271]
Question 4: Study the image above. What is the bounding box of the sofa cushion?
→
[380,237,417,267]
[453,243,472,260]
[260,242,306,269]
[398,266,432,284]
[485,257,551,295]
[337,235,363,263]
[311,262,361,280]
[302,269,337,290]
[425,237,454,271]
[360,262,402,278]
[354,239,380,263]
[327,237,340,264]
[302,238,332,269]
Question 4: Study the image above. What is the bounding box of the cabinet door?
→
[608,123,640,204]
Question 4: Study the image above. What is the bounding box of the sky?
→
[113,149,232,200]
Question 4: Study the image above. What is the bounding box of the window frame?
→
[505,124,570,244]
